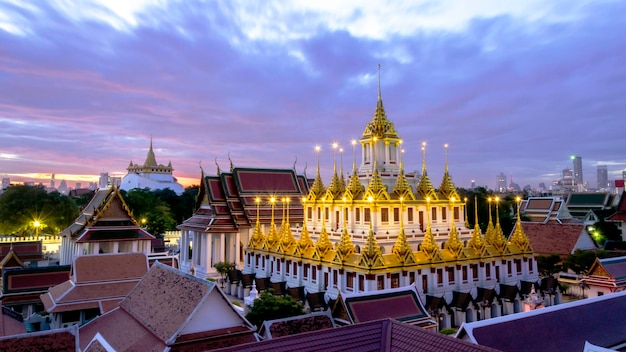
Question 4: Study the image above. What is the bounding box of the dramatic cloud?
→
[0,0,625,190]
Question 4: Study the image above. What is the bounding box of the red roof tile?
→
[521,222,592,257]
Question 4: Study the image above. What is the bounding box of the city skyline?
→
[2,1,626,189]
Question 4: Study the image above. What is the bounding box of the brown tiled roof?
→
[521,222,591,257]
[79,262,257,351]
[0,327,77,352]
[215,318,501,352]
[607,192,626,222]
[41,253,148,314]
[457,290,626,351]
[73,252,148,283]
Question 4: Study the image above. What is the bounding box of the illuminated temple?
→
[179,71,540,328]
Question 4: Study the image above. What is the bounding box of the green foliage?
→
[439,328,457,335]
[0,185,79,236]
[120,188,177,236]
[214,261,234,276]
[588,220,621,246]
[564,249,609,275]
[245,291,306,328]
[537,254,563,277]
[231,300,242,307]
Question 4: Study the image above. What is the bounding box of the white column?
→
[206,234,213,269]
[235,231,241,266]
[113,242,119,254]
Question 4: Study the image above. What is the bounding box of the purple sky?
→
[1,1,625,190]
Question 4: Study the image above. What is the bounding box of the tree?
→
[537,254,562,277]
[120,188,176,236]
[588,220,621,246]
[245,291,306,328]
[214,261,234,288]
[0,185,79,236]
[564,249,608,275]
[457,187,517,236]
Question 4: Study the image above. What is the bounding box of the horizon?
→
[2,1,626,190]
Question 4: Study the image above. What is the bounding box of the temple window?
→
[454,206,460,220]
[286,261,290,275]
[317,207,321,221]
[409,271,416,285]
[422,275,429,293]
[472,264,479,282]
[515,259,522,275]
[307,207,312,221]
[293,262,297,276]
[507,261,512,277]
[364,208,371,223]
[447,267,455,284]
[393,208,400,223]
[407,207,414,224]
[436,269,443,287]
[346,272,355,291]
[358,275,365,292]
[486,263,491,279]
[462,266,468,283]
[381,208,389,224]
[333,270,338,288]
[304,263,309,279]
[312,266,317,283]
[529,259,534,274]
[442,207,447,222]
[391,273,400,288]
[431,207,437,222]
[377,275,385,290]
[355,207,361,223]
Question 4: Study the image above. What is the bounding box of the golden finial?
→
[335,197,355,258]
[308,145,326,199]
[510,196,532,252]
[292,155,297,172]
[265,196,278,247]
[468,195,485,252]
[444,143,449,172]
[228,152,234,172]
[377,63,382,100]
[444,197,463,258]
[215,157,221,175]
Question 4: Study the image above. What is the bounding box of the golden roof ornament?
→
[264,197,279,249]
[444,198,464,258]
[484,197,496,245]
[510,197,532,252]
[325,142,345,200]
[492,197,508,252]
[248,197,266,248]
[362,64,398,139]
[345,140,365,199]
[358,222,385,268]
[420,197,441,260]
[364,137,390,201]
[315,199,333,256]
[416,142,438,200]
[438,144,460,201]
[468,196,486,252]
[297,210,314,252]
[335,199,355,259]
[392,197,416,264]
[308,146,326,201]
[339,147,347,191]
[144,136,158,167]
[393,145,416,201]
[279,197,296,252]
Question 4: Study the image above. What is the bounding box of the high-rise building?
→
[597,165,609,190]
[496,172,507,192]
[572,156,583,186]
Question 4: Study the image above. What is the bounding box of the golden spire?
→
[359,221,384,268]
[468,195,485,252]
[510,196,532,252]
[144,136,158,167]
[335,198,355,258]
[444,197,464,258]
[228,152,234,172]
[484,197,495,245]
[492,196,507,251]
[416,142,438,200]
[393,143,416,200]
[297,197,314,252]
[326,142,344,200]
[308,145,326,200]
[365,137,389,200]
[361,64,399,139]
[280,197,296,250]
[420,197,440,260]
[346,140,365,199]
[315,198,333,255]
[339,147,346,191]
[265,197,279,248]
[464,197,470,229]
[438,143,460,200]
[248,197,265,248]
[392,197,416,264]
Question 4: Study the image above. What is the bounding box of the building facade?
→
[120,138,184,195]
[182,74,540,328]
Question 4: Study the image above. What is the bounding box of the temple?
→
[120,138,184,195]
[180,67,539,329]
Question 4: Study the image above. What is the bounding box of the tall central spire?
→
[378,63,382,101]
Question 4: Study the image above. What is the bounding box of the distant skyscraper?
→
[1,178,9,190]
[572,156,583,186]
[597,165,608,190]
[496,172,507,192]
[470,179,476,189]
[99,172,109,189]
